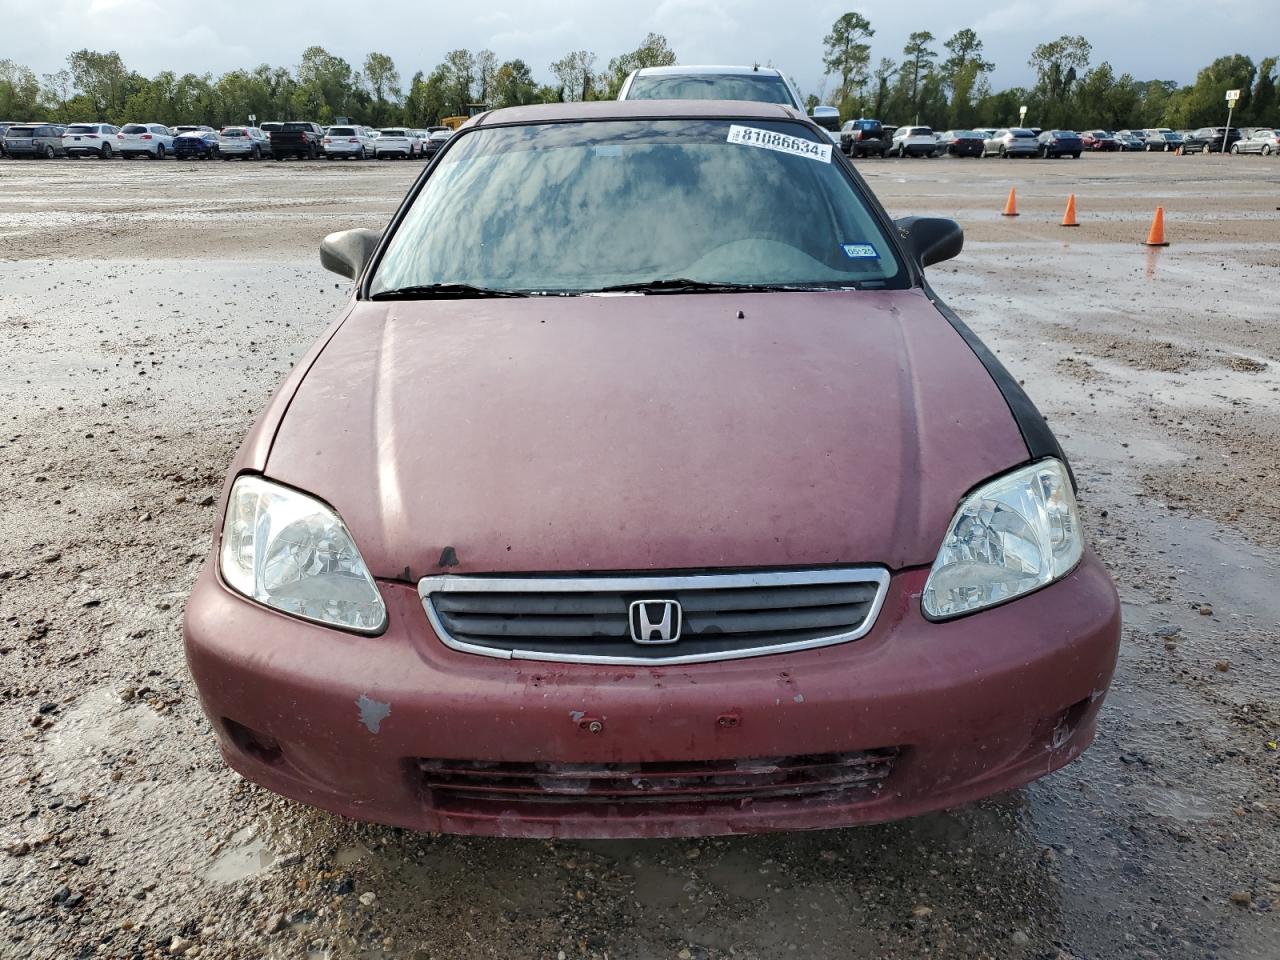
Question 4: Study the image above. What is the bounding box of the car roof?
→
[631,64,785,79]
[472,99,805,128]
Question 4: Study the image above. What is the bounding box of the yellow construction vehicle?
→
[440,104,491,130]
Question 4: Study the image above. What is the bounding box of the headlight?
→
[922,459,1083,620]
[219,476,386,633]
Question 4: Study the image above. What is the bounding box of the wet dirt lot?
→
[1,153,1278,960]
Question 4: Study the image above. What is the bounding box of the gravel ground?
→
[1,153,1278,960]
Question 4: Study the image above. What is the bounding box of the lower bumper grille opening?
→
[416,748,900,813]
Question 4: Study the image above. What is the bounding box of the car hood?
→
[265,290,1029,579]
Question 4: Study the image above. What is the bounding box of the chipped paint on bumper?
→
[183,551,1120,839]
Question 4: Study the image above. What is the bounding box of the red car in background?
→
[184,101,1121,839]
[1080,130,1120,151]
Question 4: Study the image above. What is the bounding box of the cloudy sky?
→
[2,0,1273,94]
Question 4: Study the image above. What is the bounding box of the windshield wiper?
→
[370,283,530,300]
[594,278,843,295]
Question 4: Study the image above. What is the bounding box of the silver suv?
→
[3,123,67,159]
[323,125,377,160]
[983,128,1040,158]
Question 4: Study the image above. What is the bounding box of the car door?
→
[37,125,59,154]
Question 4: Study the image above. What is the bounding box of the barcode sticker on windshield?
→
[726,125,832,163]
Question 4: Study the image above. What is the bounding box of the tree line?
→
[0,22,1274,131]
[0,35,675,129]
[820,15,1276,130]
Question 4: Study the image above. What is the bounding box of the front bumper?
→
[184,552,1120,838]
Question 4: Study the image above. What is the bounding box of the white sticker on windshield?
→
[726,125,832,163]
[842,243,880,260]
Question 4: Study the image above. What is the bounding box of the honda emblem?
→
[629,600,682,644]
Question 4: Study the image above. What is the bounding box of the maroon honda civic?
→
[184,100,1121,839]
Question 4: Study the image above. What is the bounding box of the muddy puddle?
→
[206,826,276,884]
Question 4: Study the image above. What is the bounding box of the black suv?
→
[840,119,887,158]
[1180,127,1242,154]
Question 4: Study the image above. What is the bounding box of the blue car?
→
[1037,130,1083,159]
[173,129,221,160]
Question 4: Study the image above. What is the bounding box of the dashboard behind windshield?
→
[370,119,907,296]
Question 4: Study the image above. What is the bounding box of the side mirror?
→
[320,228,381,281]
[894,216,964,268]
[810,105,841,132]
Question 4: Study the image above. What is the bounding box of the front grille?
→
[419,568,888,664]
[416,749,899,811]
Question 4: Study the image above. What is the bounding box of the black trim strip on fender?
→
[921,279,1077,491]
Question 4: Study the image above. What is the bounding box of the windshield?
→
[282,122,311,131]
[66,125,97,134]
[626,74,796,107]
[381,129,408,137]
[6,127,34,136]
[371,119,904,296]
[122,124,147,134]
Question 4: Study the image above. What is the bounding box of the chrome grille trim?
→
[417,567,890,665]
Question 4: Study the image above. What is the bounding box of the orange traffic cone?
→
[1144,207,1169,247]
[1061,193,1079,227]
[1001,187,1019,217]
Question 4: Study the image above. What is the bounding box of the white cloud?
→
[0,0,1269,95]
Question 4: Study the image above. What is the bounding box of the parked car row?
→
[831,120,1279,160]
[0,120,455,161]
[1178,126,1280,155]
